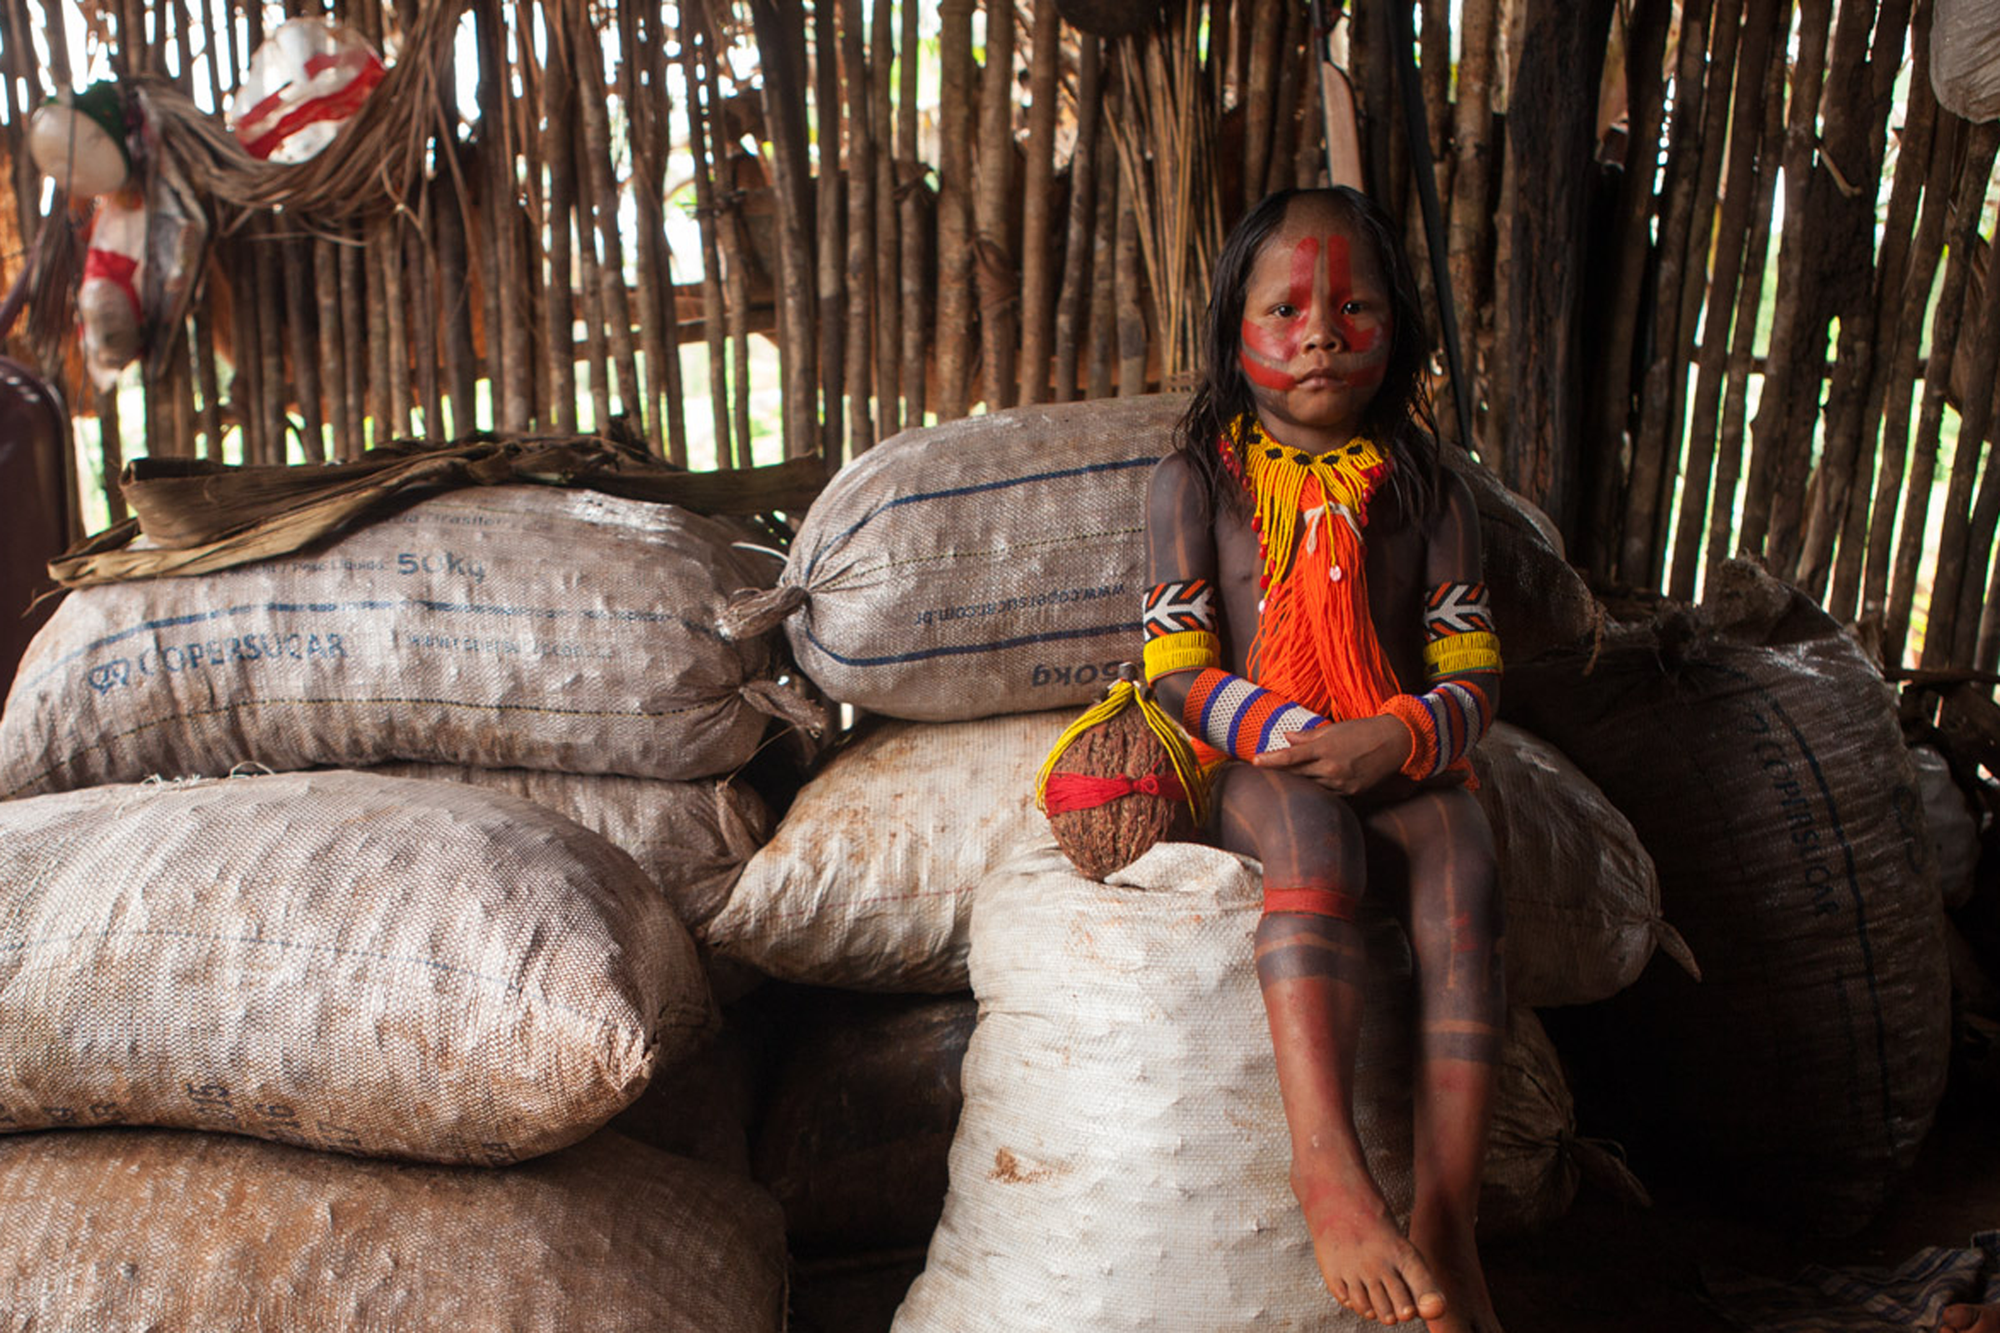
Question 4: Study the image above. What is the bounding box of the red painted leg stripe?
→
[1263,885,1360,920]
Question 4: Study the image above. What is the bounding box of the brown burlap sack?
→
[0,770,712,1163]
[369,761,771,929]
[0,1127,787,1331]
[1505,560,1948,1234]
[755,394,1600,725]
[611,1025,761,1176]
[1479,1006,1649,1239]
[755,992,978,1253]
[1439,445,1601,665]
[1,485,800,797]
[894,843,1413,1333]
[705,710,1071,991]
[1469,722,1695,1007]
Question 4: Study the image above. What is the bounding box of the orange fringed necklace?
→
[1225,417,1403,722]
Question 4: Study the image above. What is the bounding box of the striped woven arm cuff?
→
[1183,668,1329,761]
[1378,680,1494,780]
[1143,630,1221,683]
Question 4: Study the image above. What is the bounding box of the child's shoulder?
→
[1148,448,1210,506]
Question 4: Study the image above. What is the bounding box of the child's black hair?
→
[1174,186,1442,526]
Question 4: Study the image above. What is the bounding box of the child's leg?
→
[1366,785,1505,1333]
[1212,763,1446,1327]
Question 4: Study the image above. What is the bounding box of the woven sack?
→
[1438,444,1600,665]
[1505,560,1948,1234]
[0,770,712,1163]
[1,485,801,797]
[747,396,1181,721]
[754,992,978,1252]
[1479,1006,1649,1238]
[1469,722,1694,1007]
[893,843,1414,1333]
[704,710,1071,991]
[1934,0,2000,121]
[369,761,771,930]
[0,1127,786,1331]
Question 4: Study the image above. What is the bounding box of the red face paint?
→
[1239,237,1317,390]
[1237,229,1390,395]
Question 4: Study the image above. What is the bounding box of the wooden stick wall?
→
[1,0,1998,677]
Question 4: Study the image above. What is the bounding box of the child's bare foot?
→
[1293,1159,1448,1325]
[1408,1205,1503,1333]
[1942,1304,2000,1333]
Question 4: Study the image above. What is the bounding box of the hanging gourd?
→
[226,18,385,163]
[1035,665,1208,881]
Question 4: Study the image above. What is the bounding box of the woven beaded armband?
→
[1183,668,1330,761]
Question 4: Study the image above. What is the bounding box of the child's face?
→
[1236,201,1392,447]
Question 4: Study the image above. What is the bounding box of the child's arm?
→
[1377,471,1501,778]
[1140,453,1223,722]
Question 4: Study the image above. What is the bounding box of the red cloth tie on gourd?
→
[1040,770,1189,814]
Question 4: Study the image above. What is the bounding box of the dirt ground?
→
[791,1083,2000,1332]
[1484,1083,2000,1333]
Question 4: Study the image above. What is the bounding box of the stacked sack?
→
[698,394,1689,1321]
[0,485,798,1327]
[1506,559,1950,1236]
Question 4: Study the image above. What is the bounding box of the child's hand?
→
[1250,714,1409,794]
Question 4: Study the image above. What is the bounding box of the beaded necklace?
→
[1221,416,1403,721]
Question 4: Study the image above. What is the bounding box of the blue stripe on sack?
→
[806,455,1161,583]
[801,618,1139,668]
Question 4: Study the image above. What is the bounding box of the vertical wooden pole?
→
[1243,0,1281,212]
[898,0,929,426]
[577,23,642,432]
[975,0,1020,411]
[1017,0,1061,405]
[1703,61,1789,578]
[843,0,877,453]
[1054,34,1103,404]
[816,0,848,451]
[1619,0,1716,588]
[1832,0,1938,620]
[1086,104,1119,402]
[1740,0,1833,561]
[747,0,817,460]
[1669,0,1782,601]
[936,0,976,419]
[1886,121,1999,664]
[1504,0,1616,546]
[316,236,351,457]
[1446,0,1498,441]
[1862,113,1957,633]
[873,0,902,436]
[541,22,579,433]
[684,3,733,465]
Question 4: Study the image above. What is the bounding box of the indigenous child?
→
[1142,186,1506,1331]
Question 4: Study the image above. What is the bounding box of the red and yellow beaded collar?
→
[1222,417,1402,721]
